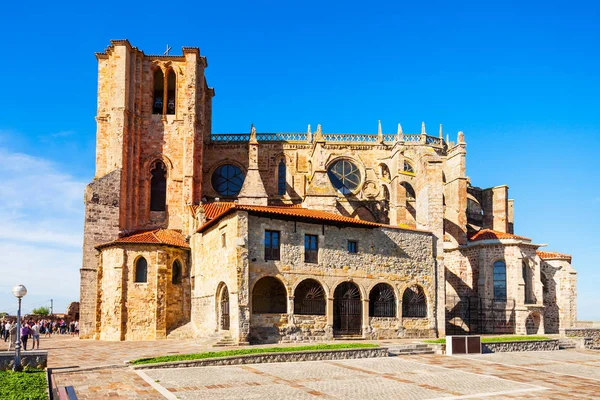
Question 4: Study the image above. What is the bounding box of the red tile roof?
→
[468,229,531,242]
[196,202,422,233]
[97,229,189,250]
[537,250,572,262]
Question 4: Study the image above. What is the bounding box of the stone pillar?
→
[326,297,334,326]
[238,126,268,206]
[443,134,468,245]
[303,125,339,212]
[362,299,370,337]
[482,185,509,233]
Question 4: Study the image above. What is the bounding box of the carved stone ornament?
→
[362,180,379,199]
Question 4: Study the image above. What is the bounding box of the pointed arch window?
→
[172,260,182,284]
[166,70,176,115]
[153,69,164,114]
[135,257,148,283]
[150,161,167,211]
[277,159,286,196]
[403,161,414,174]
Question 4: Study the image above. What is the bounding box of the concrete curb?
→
[131,347,388,370]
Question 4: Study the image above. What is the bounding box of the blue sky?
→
[0,1,598,319]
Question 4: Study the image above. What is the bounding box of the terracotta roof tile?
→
[196,202,422,233]
[468,229,531,242]
[537,250,572,262]
[97,229,189,250]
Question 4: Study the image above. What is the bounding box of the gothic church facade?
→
[80,40,577,342]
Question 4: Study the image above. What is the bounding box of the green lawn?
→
[131,343,379,365]
[423,335,551,345]
[0,369,48,400]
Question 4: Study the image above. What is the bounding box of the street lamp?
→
[11,285,27,372]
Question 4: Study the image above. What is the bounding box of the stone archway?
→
[219,285,230,331]
[333,282,362,335]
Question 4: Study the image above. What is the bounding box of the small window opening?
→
[347,240,358,254]
[135,257,148,283]
[304,234,318,263]
[265,230,281,261]
[172,260,182,284]
[221,232,227,248]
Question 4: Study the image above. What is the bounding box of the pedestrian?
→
[20,323,31,351]
[30,321,40,350]
[75,320,79,337]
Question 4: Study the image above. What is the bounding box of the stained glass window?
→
[211,164,245,196]
[327,159,361,195]
[277,159,286,196]
[404,161,414,174]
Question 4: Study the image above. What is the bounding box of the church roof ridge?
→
[468,228,531,242]
[537,250,572,262]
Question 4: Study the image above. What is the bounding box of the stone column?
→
[362,299,370,338]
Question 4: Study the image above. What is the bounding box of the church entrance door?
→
[220,286,230,330]
[334,282,362,335]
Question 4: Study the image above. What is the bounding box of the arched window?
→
[166,70,176,115]
[493,260,507,301]
[382,185,390,201]
[252,277,287,313]
[403,161,414,174]
[277,159,286,196]
[294,279,325,315]
[369,283,396,317]
[135,257,148,283]
[153,69,164,114]
[150,161,167,211]
[402,285,427,317]
[172,260,182,284]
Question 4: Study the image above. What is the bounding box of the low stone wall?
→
[0,351,47,370]
[482,340,559,353]
[132,347,388,370]
[564,328,600,348]
[575,321,600,329]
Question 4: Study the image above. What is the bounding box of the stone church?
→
[80,40,577,342]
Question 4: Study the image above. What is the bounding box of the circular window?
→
[211,164,245,196]
[327,159,361,195]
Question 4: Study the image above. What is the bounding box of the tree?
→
[31,306,50,316]
[0,312,7,318]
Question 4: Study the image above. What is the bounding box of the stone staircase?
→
[558,338,578,350]
[387,343,436,356]
[212,331,237,347]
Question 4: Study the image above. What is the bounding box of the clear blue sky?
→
[0,1,598,319]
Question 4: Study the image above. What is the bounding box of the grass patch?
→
[423,335,551,345]
[0,369,48,400]
[131,343,379,365]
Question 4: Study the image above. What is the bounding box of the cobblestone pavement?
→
[142,349,600,399]
[42,335,600,399]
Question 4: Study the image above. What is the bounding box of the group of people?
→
[1,318,79,351]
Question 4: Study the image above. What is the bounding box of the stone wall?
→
[540,259,577,331]
[191,213,243,340]
[0,351,47,370]
[98,244,190,340]
[80,169,122,339]
[564,328,600,348]
[245,214,438,341]
[132,347,388,370]
[482,339,559,353]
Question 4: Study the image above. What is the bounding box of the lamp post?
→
[11,285,27,372]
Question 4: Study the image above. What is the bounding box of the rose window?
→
[327,160,361,195]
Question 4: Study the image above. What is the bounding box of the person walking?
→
[30,321,40,350]
[20,323,31,351]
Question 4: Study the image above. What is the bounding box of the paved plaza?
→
[42,335,600,399]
